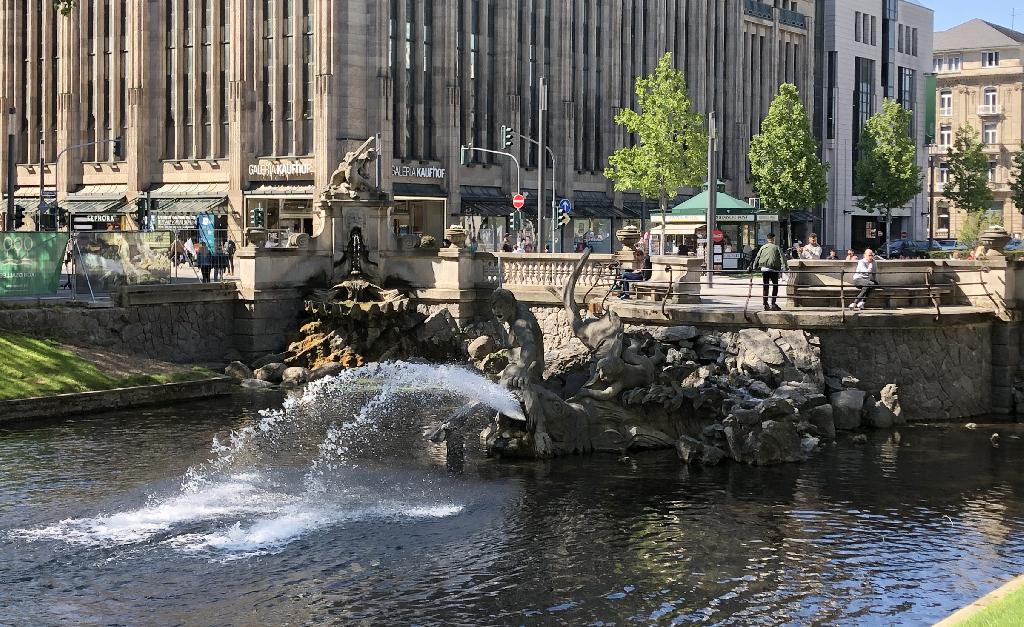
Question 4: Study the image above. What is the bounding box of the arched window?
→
[983,86,998,113]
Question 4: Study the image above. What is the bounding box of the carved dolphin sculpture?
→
[563,248,625,362]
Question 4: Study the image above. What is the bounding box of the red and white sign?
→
[512,194,526,209]
[712,229,724,243]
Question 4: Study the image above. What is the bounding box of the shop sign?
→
[0,232,69,297]
[248,163,313,178]
[155,214,199,230]
[75,214,121,223]
[392,165,446,180]
[717,213,779,223]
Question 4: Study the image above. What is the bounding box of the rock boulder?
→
[224,361,253,381]
[281,367,311,388]
[831,389,866,430]
[255,362,288,383]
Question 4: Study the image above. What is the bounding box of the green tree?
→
[1009,145,1024,215]
[957,210,1000,250]
[748,83,829,241]
[854,99,923,245]
[604,52,707,254]
[944,124,994,213]
[54,1,74,16]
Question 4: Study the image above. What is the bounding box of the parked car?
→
[1004,238,1023,251]
[881,239,932,258]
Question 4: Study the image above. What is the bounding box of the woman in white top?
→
[849,248,878,310]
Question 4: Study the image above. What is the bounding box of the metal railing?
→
[593,266,992,323]
[744,0,774,20]
[778,7,808,28]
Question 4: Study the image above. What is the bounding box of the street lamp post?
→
[927,147,936,250]
[536,77,547,253]
[5,107,14,231]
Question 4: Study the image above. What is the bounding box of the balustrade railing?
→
[744,0,774,21]
[486,253,620,289]
[778,7,807,28]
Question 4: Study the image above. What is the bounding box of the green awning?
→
[671,190,756,214]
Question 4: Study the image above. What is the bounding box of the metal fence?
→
[72,231,174,296]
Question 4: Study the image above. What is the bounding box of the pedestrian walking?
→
[226,239,237,274]
[849,248,878,310]
[752,232,784,311]
[196,242,213,283]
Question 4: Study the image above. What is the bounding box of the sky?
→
[925,0,1024,32]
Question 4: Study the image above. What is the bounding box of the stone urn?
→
[246,228,268,247]
[444,224,468,249]
[616,225,642,263]
[980,224,1012,257]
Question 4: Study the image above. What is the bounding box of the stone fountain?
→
[432,249,853,466]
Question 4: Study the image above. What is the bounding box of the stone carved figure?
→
[489,288,544,390]
[335,226,378,280]
[565,249,664,401]
[326,136,380,200]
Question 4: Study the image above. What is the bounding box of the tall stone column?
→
[0,0,12,201]
[125,0,159,201]
[228,0,258,241]
[312,0,336,197]
[56,7,81,202]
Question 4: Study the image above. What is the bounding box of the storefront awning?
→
[151,196,226,215]
[573,191,628,219]
[64,185,128,213]
[459,186,514,217]
[654,223,702,236]
[394,183,447,199]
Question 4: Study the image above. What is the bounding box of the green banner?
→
[0,232,70,297]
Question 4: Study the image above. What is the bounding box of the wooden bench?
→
[792,284,955,309]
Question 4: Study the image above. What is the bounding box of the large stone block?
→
[830,390,865,430]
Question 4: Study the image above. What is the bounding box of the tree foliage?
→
[604,52,707,242]
[854,99,923,213]
[957,210,1000,249]
[944,124,993,212]
[1009,145,1024,214]
[54,1,74,16]
[748,83,828,218]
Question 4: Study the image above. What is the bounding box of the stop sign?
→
[512,194,526,209]
[712,229,724,243]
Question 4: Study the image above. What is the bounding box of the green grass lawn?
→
[0,333,213,401]
[956,581,1024,626]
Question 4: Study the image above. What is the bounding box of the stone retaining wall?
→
[0,302,237,363]
[813,323,993,421]
[0,377,235,424]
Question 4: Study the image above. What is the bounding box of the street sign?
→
[712,229,724,243]
[559,198,572,215]
[41,190,56,199]
[512,194,526,209]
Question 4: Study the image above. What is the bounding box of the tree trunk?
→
[660,189,668,255]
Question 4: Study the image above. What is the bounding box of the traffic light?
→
[460,145,472,166]
[501,125,514,149]
[13,204,24,229]
[251,206,266,228]
[136,198,149,230]
[510,209,522,231]
[112,136,124,160]
[56,205,68,229]
[559,212,571,227]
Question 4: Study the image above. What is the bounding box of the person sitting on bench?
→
[849,248,878,310]
[619,244,653,299]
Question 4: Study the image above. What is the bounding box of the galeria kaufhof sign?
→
[0,232,69,297]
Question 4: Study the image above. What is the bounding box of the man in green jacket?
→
[752,232,784,311]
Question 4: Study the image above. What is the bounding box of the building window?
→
[982,51,1000,67]
[938,203,950,231]
[984,121,998,145]
[912,28,918,56]
[853,57,876,171]
[260,0,274,155]
[983,87,998,113]
[989,200,1004,221]
[939,90,952,116]
[933,57,942,73]
[948,56,961,71]
[898,67,915,113]
[897,22,903,53]
[989,161,998,182]
[301,0,313,155]
[870,15,877,46]
[855,11,861,42]
[938,162,949,189]
[939,124,952,147]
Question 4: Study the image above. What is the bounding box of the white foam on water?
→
[12,362,492,558]
[167,501,464,560]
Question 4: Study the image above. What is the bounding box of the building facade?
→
[0,0,815,252]
[816,0,933,251]
[932,19,1024,240]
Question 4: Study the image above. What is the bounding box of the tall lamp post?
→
[927,146,936,250]
[5,107,14,231]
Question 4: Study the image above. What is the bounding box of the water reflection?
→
[1,394,1023,626]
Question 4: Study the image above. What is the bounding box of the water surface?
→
[2,383,1023,626]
